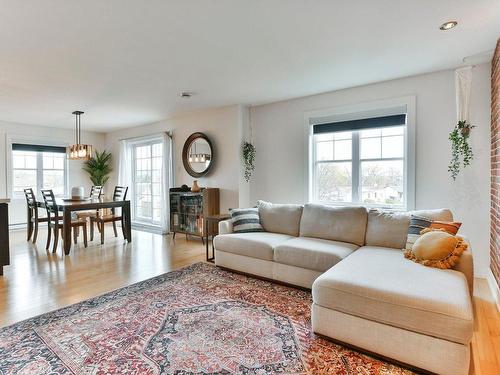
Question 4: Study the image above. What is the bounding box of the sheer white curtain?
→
[160,133,173,234]
[118,140,132,190]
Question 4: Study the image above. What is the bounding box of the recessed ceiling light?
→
[180,92,194,98]
[440,21,458,31]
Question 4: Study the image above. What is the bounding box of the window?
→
[11,144,67,198]
[132,140,163,225]
[311,114,407,209]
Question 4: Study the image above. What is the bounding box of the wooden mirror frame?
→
[182,132,214,178]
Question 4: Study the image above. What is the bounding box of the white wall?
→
[0,120,106,224]
[104,105,242,213]
[249,63,491,277]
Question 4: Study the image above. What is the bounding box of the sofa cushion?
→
[213,232,292,261]
[365,209,410,249]
[312,246,473,345]
[410,208,453,222]
[299,204,367,246]
[274,237,358,272]
[257,200,303,236]
[365,209,455,250]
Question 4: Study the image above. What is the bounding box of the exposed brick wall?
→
[491,39,500,286]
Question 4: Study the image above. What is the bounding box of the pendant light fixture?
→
[67,110,93,160]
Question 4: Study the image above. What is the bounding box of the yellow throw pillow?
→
[404,228,467,269]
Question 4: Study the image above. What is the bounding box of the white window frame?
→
[304,96,416,210]
[129,136,164,227]
[6,134,69,200]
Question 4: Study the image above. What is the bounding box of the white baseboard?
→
[130,222,165,235]
[9,223,27,231]
[486,269,500,312]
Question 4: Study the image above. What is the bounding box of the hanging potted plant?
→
[242,141,256,182]
[448,120,475,180]
[82,150,113,189]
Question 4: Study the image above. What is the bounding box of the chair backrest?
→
[23,188,37,208]
[113,186,128,201]
[40,189,58,217]
[90,185,103,199]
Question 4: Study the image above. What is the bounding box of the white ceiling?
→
[0,0,498,132]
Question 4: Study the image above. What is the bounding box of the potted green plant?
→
[82,150,113,188]
[448,120,475,180]
[242,141,256,182]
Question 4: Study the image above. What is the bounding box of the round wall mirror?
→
[182,132,214,177]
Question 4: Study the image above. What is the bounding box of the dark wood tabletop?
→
[38,197,129,210]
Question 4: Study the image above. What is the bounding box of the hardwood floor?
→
[0,226,205,327]
[471,278,500,375]
[0,227,499,375]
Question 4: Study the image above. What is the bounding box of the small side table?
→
[205,214,230,263]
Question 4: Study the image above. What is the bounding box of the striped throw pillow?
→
[230,208,264,233]
[405,215,461,251]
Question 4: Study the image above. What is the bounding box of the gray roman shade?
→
[313,114,406,134]
[12,143,66,154]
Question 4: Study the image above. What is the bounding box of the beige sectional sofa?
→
[214,202,474,375]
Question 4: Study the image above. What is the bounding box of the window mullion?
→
[132,146,137,222]
[149,145,153,223]
[311,138,317,202]
[351,132,360,203]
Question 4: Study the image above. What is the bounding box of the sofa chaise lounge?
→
[213,202,473,375]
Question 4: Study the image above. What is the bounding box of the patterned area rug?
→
[0,263,415,374]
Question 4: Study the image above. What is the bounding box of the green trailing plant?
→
[82,150,113,186]
[448,120,475,180]
[242,141,256,182]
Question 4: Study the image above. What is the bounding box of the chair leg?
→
[100,222,105,245]
[90,220,94,241]
[112,221,118,237]
[83,224,88,247]
[46,224,52,250]
[73,227,78,244]
[52,227,59,253]
[27,220,33,241]
[32,220,39,243]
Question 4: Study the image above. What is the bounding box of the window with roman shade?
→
[311,113,407,208]
[11,143,68,198]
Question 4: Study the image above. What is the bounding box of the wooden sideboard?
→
[0,200,10,276]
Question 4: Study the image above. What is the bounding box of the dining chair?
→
[40,189,88,253]
[90,186,128,244]
[76,185,103,221]
[24,188,49,243]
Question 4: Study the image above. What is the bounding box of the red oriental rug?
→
[0,263,415,374]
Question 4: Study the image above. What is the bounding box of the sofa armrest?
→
[454,235,474,294]
[218,219,233,235]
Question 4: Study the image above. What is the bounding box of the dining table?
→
[35,197,132,255]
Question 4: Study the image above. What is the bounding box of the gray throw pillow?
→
[230,208,264,233]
